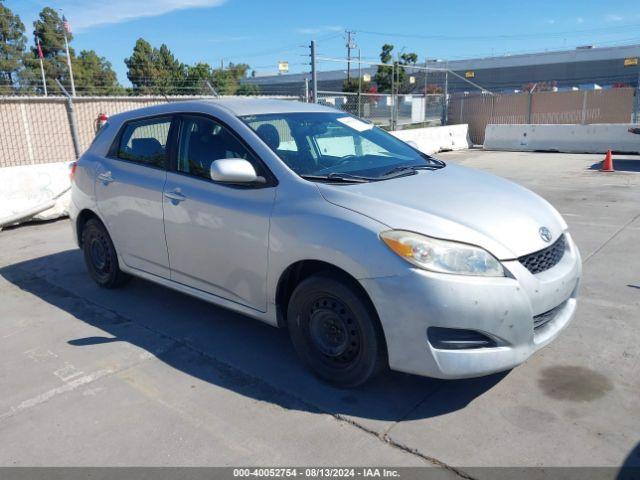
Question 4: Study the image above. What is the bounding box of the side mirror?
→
[210,158,266,184]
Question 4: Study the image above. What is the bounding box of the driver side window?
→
[177,116,255,180]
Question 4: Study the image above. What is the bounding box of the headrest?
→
[255,123,280,151]
[131,137,163,157]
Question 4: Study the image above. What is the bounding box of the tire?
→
[287,273,387,387]
[81,219,130,288]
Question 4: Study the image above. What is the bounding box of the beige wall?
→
[449,88,636,145]
[0,96,238,168]
[0,98,75,167]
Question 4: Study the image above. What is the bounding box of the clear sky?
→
[7,0,640,84]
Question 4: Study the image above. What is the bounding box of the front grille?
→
[518,234,566,274]
[533,301,567,330]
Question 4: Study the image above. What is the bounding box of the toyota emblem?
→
[539,227,552,243]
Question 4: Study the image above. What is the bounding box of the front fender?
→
[266,183,407,308]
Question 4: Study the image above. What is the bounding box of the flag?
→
[36,37,44,59]
[62,15,72,34]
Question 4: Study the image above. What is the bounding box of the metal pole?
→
[634,72,640,124]
[357,49,362,117]
[423,59,428,96]
[390,62,395,129]
[424,58,428,123]
[443,63,449,125]
[56,79,81,159]
[38,57,47,96]
[205,80,220,98]
[310,40,317,103]
[36,36,48,96]
[304,78,309,103]
[62,31,76,96]
[346,30,353,82]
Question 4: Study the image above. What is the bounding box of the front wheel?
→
[81,219,130,288]
[287,273,387,387]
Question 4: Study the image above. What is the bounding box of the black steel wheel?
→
[81,219,130,288]
[287,273,386,387]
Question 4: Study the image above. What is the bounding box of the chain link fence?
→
[0,95,298,168]
[2,81,637,167]
[317,91,446,128]
[311,56,451,129]
[448,87,638,144]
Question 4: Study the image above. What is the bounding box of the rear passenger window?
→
[117,117,172,168]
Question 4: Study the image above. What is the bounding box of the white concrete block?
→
[484,124,640,154]
[391,124,472,154]
[0,162,72,223]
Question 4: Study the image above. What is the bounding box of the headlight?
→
[380,230,504,277]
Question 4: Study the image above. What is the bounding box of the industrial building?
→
[243,44,640,95]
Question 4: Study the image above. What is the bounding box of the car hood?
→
[316,163,567,260]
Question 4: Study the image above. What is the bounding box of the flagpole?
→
[39,57,47,96]
[60,11,76,96]
[36,36,47,96]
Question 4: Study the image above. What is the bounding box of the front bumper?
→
[361,233,581,379]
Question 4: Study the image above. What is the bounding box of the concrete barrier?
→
[0,162,72,225]
[391,124,472,154]
[484,123,640,154]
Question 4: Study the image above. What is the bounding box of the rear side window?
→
[117,117,172,168]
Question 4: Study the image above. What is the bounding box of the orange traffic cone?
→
[600,150,615,172]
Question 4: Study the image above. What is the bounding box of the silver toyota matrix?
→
[69,99,581,386]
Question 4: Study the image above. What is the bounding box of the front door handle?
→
[164,189,186,203]
[97,171,114,184]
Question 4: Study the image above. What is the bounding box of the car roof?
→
[108,98,339,125]
[202,98,338,116]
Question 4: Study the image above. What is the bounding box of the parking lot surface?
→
[1,150,639,474]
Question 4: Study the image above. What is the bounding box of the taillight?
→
[69,162,78,182]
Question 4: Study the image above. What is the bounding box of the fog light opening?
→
[427,327,498,350]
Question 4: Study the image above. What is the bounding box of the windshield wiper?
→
[382,163,446,178]
[300,173,371,183]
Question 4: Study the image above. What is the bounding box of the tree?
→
[374,44,394,93]
[0,1,27,92]
[29,7,73,93]
[125,40,192,95]
[125,38,157,94]
[236,82,260,95]
[397,52,418,93]
[73,50,122,95]
[181,62,214,94]
[124,39,254,96]
[342,78,370,94]
[374,44,418,93]
[210,62,251,95]
[154,44,183,95]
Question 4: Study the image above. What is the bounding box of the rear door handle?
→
[97,171,114,184]
[164,189,186,203]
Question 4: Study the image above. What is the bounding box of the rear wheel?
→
[81,219,130,288]
[287,273,386,387]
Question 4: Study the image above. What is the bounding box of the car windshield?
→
[241,112,444,182]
